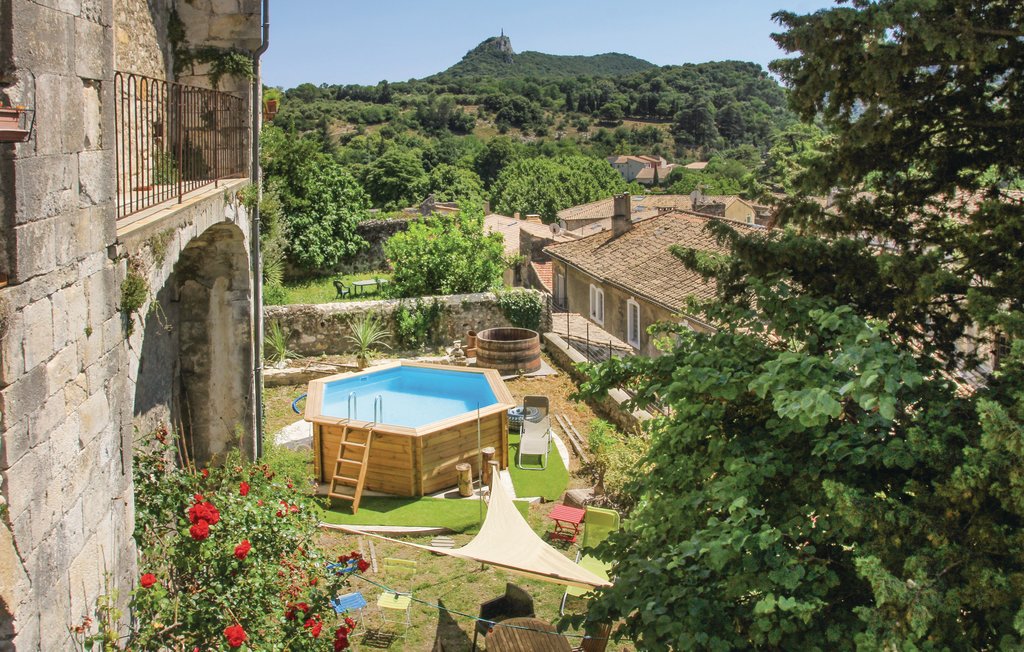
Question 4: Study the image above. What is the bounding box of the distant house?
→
[556,192,766,236]
[484,212,573,290]
[607,155,677,185]
[683,161,709,170]
[545,194,759,356]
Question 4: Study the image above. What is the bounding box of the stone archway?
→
[173,222,254,464]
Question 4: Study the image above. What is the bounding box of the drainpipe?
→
[251,0,269,460]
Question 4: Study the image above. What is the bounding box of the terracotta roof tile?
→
[531,261,553,292]
[545,211,762,311]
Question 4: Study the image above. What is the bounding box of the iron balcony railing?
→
[114,71,248,220]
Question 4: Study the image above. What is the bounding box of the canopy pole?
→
[477,402,484,570]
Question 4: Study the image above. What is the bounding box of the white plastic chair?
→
[517,395,551,470]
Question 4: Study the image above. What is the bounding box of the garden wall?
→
[542,333,652,434]
[265,291,538,357]
[285,217,414,278]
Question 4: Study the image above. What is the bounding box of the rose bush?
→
[118,427,359,650]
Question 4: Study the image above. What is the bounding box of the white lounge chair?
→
[517,395,551,470]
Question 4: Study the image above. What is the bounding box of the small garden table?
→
[486,616,572,652]
[547,504,586,544]
[352,278,388,296]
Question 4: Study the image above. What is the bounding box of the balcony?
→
[114,72,248,223]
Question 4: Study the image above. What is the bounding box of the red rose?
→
[275,510,284,518]
[189,519,210,541]
[140,573,157,588]
[234,540,252,560]
[344,617,356,628]
[357,559,370,572]
[193,494,204,503]
[295,602,309,613]
[239,481,250,496]
[201,468,209,479]
[311,621,323,638]
[257,499,264,506]
[224,623,246,648]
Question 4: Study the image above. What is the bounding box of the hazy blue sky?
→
[262,1,837,89]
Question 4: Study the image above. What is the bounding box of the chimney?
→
[612,193,632,237]
[513,212,521,220]
[526,214,542,224]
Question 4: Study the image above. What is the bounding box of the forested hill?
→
[433,35,656,79]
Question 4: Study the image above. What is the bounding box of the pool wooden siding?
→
[307,362,515,497]
[313,410,508,496]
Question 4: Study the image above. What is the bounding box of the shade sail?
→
[329,462,612,590]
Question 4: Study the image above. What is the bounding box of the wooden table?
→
[547,504,586,544]
[486,617,572,652]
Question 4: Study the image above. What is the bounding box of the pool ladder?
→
[328,394,382,515]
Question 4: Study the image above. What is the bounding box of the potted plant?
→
[0,103,30,142]
[345,315,391,369]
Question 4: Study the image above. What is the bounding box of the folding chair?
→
[560,506,620,614]
[517,395,551,470]
[376,558,417,635]
[330,591,368,631]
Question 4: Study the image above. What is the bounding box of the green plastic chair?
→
[561,506,620,614]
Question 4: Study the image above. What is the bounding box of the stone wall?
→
[265,291,535,357]
[286,217,413,279]
[0,0,259,648]
[543,333,651,434]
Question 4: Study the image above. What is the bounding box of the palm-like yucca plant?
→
[262,251,284,288]
[265,320,299,369]
[345,315,391,369]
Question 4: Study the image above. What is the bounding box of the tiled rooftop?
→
[545,211,762,311]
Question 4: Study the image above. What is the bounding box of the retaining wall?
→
[265,291,546,357]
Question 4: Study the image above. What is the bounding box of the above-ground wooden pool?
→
[303,362,516,496]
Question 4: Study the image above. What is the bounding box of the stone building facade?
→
[0,0,261,648]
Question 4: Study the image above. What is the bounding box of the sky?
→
[262,0,838,89]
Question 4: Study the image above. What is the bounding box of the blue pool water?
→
[321,366,499,428]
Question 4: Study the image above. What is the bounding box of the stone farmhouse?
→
[545,194,762,357]
[0,0,267,648]
[606,154,677,186]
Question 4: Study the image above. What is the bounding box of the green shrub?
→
[90,426,361,651]
[392,299,443,349]
[497,288,544,331]
[586,419,647,511]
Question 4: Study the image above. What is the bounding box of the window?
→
[627,300,641,349]
[589,284,604,325]
[554,270,566,309]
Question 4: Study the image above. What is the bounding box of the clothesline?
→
[350,573,608,642]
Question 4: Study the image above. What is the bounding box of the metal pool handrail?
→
[373,394,384,426]
[348,392,357,421]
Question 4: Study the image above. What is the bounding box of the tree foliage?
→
[383,210,507,297]
[491,155,625,222]
[261,126,369,273]
[362,147,429,210]
[576,2,1024,648]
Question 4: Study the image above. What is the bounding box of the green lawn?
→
[276,271,392,305]
[319,496,530,534]
[508,432,570,501]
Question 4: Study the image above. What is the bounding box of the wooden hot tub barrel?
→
[475,327,542,375]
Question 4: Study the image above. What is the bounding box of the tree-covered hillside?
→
[433,35,656,79]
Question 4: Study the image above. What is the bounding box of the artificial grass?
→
[508,432,570,501]
[319,496,530,534]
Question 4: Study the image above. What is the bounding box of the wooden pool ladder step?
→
[328,426,374,514]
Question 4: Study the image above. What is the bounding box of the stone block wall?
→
[264,291,537,357]
[0,2,135,649]
[0,0,260,648]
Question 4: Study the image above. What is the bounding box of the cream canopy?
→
[331,462,612,590]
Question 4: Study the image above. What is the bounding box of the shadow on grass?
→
[433,598,473,652]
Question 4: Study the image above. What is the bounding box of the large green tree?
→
[261,126,369,272]
[577,1,1024,649]
[383,210,507,297]
[490,155,625,222]
[362,148,429,209]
